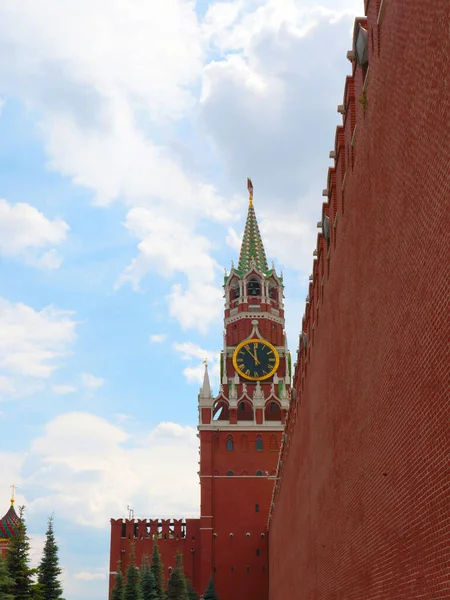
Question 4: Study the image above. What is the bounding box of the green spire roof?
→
[237,186,269,274]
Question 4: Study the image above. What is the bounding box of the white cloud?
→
[25,413,200,526]
[0,199,69,269]
[0,298,77,399]
[117,207,224,332]
[173,341,220,388]
[81,373,105,391]
[149,333,168,344]
[73,571,106,581]
[226,226,242,252]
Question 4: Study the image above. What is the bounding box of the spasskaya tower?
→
[198,179,291,599]
[109,180,290,600]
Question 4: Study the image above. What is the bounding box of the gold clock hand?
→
[253,342,260,365]
[245,345,260,366]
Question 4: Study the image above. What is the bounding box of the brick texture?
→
[268,1,450,599]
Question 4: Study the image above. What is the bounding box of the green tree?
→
[140,555,158,600]
[186,578,198,600]
[203,576,218,600]
[166,553,187,600]
[124,544,140,600]
[111,561,125,600]
[150,542,164,600]
[37,515,64,600]
[6,506,36,600]
[0,553,14,600]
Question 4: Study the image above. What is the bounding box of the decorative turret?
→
[0,485,19,556]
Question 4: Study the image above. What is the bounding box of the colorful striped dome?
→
[0,503,19,539]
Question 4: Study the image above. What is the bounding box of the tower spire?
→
[238,179,269,273]
[200,359,212,399]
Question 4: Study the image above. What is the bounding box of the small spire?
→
[200,361,212,398]
[10,484,16,506]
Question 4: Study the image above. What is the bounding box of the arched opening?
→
[213,399,229,421]
[226,470,234,476]
[226,437,234,451]
[265,400,281,421]
[237,400,254,421]
[247,277,261,297]
[256,470,263,477]
[255,436,264,451]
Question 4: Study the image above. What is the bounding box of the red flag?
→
[247,178,253,195]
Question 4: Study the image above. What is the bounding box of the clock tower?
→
[198,180,291,599]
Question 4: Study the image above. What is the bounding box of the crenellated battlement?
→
[110,518,194,541]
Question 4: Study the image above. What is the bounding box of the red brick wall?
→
[269,2,450,599]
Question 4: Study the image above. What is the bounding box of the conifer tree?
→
[186,578,199,600]
[111,561,125,600]
[124,544,140,600]
[37,516,64,600]
[203,576,218,600]
[0,553,14,600]
[6,506,36,600]
[166,553,187,600]
[150,542,164,600]
[140,555,158,600]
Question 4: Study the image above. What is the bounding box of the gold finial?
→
[247,177,254,206]
[203,358,208,367]
[10,484,16,506]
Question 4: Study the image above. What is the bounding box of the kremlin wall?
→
[268,1,450,598]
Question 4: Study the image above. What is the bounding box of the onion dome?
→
[0,499,19,540]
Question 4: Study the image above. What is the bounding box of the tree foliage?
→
[150,542,164,600]
[0,553,14,600]
[37,516,63,600]
[203,576,218,600]
[140,554,158,600]
[124,544,140,600]
[186,578,199,600]
[6,506,36,600]
[111,561,125,600]
[166,553,187,600]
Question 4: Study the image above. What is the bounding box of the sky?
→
[0,0,362,597]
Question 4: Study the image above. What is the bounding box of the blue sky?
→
[0,0,362,597]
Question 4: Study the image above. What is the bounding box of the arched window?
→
[226,437,234,451]
[255,504,259,513]
[256,470,263,477]
[248,279,261,296]
[270,402,277,413]
[226,470,234,476]
[256,437,264,451]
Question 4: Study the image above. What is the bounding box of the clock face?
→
[232,338,279,381]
